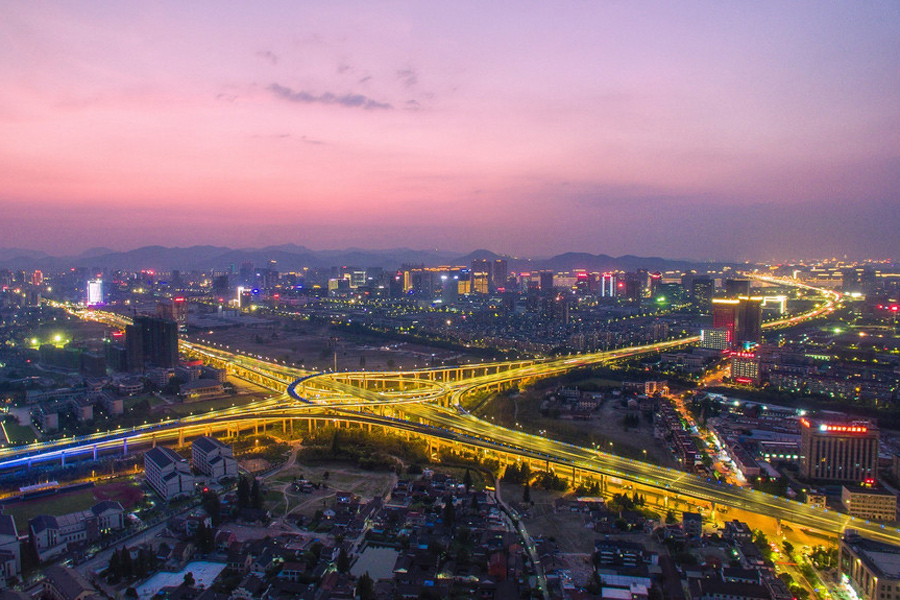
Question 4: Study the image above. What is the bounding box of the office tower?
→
[724,278,751,298]
[712,297,763,348]
[170,270,183,289]
[623,272,643,302]
[735,298,762,345]
[86,279,104,306]
[492,259,508,291]
[125,324,144,371]
[132,316,178,369]
[690,276,714,312]
[600,272,617,298]
[471,260,491,294]
[158,298,188,331]
[212,275,229,299]
[730,351,760,384]
[441,274,459,304]
[800,417,879,482]
[32,270,43,287]
[539,271,554,293]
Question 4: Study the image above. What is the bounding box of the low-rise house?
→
[41,565,96,600]
[29,501,125,561]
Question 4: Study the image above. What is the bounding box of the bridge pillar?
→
[61,452,65,466]
[123,439,128,455]
[152,436,157,448]
[93,445,98,460]
[179,428,184,446]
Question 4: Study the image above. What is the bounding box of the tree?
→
[356,572,375,600]
[443,498,456,527]
[336,547,350,573]
[522,482,531,504]
[463,468,473,492]
[237,475,250,510]
[201,489,221,525]
[108,550,121,582]
[250,478,263,510]
[666,510,677,524]
[121,547,133,579]
[183,572,195,587]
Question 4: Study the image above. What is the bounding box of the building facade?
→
[800,417,879,482]
[841,486,897,521]
[192,436,239,480]
[144,446,195,500]
[840,531,900,600]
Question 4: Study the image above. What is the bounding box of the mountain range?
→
[0,245,732,273]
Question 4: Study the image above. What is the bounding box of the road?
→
[22,277,888,546]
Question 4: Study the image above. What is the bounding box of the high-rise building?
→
[712,297,763,348]
[32,270,43,287]
[86,280,103,306]
[212,275,229,300]
[730,351,760,385]
[492,259,508,291]
[131,316,178,369]
[124,324,143,371]
[690,276,714,312]
[471,260,491,294]
[600,272,617,298]
[800,417,879,482]
[158,298,188,331]
[623,272,643,302]
[539,271,554,293]
[724,278,751,298]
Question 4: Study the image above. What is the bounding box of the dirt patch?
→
[93,481,144,508]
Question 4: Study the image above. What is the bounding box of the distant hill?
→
[0,245,731,272]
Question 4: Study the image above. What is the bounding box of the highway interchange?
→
[16,278,900,546]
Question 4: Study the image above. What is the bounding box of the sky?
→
[2,2,899,261]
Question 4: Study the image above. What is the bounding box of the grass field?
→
[1,480,144,534]
[3,421,38,445]
[165,393,265,418]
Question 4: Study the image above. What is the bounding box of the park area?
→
[1,479,144,533]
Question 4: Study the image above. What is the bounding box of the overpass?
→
[25,279,883,543]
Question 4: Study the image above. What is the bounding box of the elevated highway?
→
[22,279,880,544]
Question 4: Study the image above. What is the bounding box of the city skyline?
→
[2,2,899,260]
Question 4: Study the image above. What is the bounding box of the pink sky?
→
[2,2,899,260]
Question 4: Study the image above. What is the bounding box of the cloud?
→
[397,67,418,88]
[256,50,279,65]
[268,83,392,110]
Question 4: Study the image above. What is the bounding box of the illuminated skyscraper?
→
[689,276,714,312]
[712,297,762,348]
[86,279,104,306]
